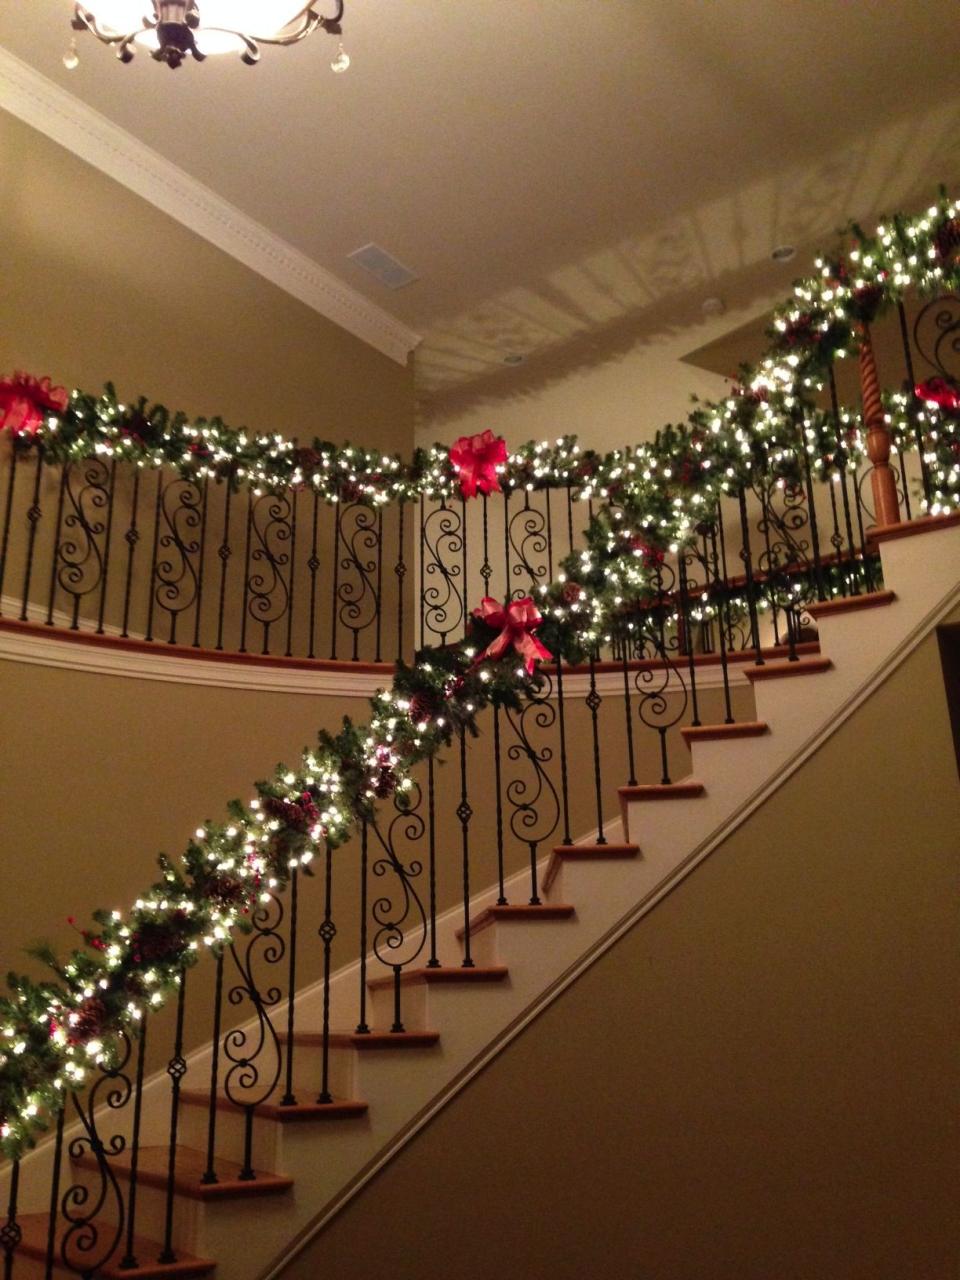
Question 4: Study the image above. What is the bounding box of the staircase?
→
[5,513,957,1280]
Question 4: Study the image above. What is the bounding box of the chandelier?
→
[67,1,348,71]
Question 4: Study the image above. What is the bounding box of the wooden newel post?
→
[859,324,901,527]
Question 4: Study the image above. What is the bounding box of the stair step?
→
[618,782,706,801]
[805,589,896,618]
[180,1090,369,1123]
[73,1144,292,1200]
[457,903,576,940]
[14,1212,215,1278]
[867,511,960,545]
[367,966,508,991]
[543,843,639,893]
[744,657,833,681]
[681,720,769,744]
[280,1030,441,1050]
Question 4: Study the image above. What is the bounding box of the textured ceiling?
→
[4,2,960,407]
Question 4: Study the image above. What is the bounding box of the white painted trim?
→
[0,618,737,696]
[0,48,421,366]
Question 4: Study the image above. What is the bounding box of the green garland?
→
[3,193,960,1161]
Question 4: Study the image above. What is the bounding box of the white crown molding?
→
[0,46,422,366]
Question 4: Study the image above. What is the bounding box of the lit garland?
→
[3,193,960,1160]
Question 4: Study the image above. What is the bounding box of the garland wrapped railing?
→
[1,190,960,1277]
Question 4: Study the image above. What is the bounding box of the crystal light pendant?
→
[71,1,346,69]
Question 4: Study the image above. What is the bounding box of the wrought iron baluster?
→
[395,502,406,662]
[317,843,336,1102]
[96,460,118,635]
[620,623,638,787]
[143,469,164,642]
[307,488,320,660]
[492,705,507,904]
[369,783,427,1033]
[798,446,826,604]
[18,453,45,622]
[586,652,607,843]
[329,496,342,659]
[191,476,210,648]
[44,465,69,626]
[736,486,764,660]
[60,1034,132,1278]
[0,443,19,616]
[280,866,300,1105]
[215,472,235,651]
[356,820,371,1031]
[224,896,285,1173]
[158,975,188,1262]
[1,1158,21,1280]
[56,457,113,633]
[119,1016,148,1270]
[284,489,298,658]
[678,552,701,728]
[43,1105,66,1280]
[554,657,573,845]
[421,498,464,647]
[457,727,475,967]
[505,671,560,904]
[426,757,440,968]
[708,511,740,698]
[634,612,690,786]
[828,367,861,593]
[202,950,225,1184]
[120,469,141,638]
[154,477,204,646]
[247,492,294,657]
[334,502,380,662]
[239,491,254,654]
[374,508,384,662]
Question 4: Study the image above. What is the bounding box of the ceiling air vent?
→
[347,243,419,290]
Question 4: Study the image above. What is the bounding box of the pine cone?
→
[409,689,441,724]
[935,217,960,261]
[68,997,108,1045]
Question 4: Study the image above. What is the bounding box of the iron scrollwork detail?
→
[336,501,381,659]
[246,492,293,649]
[55,457,112,625]
[153,476,203,642]
[421,499,464,644]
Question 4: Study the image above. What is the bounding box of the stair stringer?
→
[256,523,959,1280]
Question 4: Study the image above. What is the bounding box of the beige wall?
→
[282,619,960,1280]
[0,109,414,450]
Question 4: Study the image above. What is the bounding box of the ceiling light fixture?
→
[68,1,346,71]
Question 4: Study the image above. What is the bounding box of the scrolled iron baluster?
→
[827,367,861,593]
[421,497,464,646]
[912,292,960,387]
[508,491,549,596]
[191,476,210,648]
[45,465,69,625]
[158,974,188,1263]
[897,298,933,503]
[504,670,560,904]
[96,460,118,636]
[118,1015,148,1270]
[224,899,285,1178]
[316,842,336,1103]
[246,491,293,656]
[151,475,204,645]
[370,782,427,1032]
[59,1032,133,1277]
[334,501,380,662]
[634,613,690,786]
[54,456,113,632]
[120,468,141,638]
[457,727,475,966]
[215,471,235,651]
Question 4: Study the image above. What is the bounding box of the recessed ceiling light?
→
[701,297,725,317]
[503,354,525,366]
[771,244,796,263]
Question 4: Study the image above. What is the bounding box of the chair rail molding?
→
[0,47,421,366]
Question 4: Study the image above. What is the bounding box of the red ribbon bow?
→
[472,596,552,675]
[0,371,68,436]
[449,430,508,499]
[915,378,960,412]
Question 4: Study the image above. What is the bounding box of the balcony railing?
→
[1,209,959,1278]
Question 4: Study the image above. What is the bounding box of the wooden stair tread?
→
[280,1029,441,1049]
[744,657,833,681]
[805,589,896,618]
[180,1090,369,1122]
[618,781,705,800]
[73,1145,292,1200]
[867,512,960,545]
[458,903,576,939]
[681,721,769,744]
[14,1213,215,1277]
[367,965,509,990]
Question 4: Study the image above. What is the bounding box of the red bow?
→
[915,378,960,412]
[0,371,68,436]
[449,430,508,499]
[472,596,552,675]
